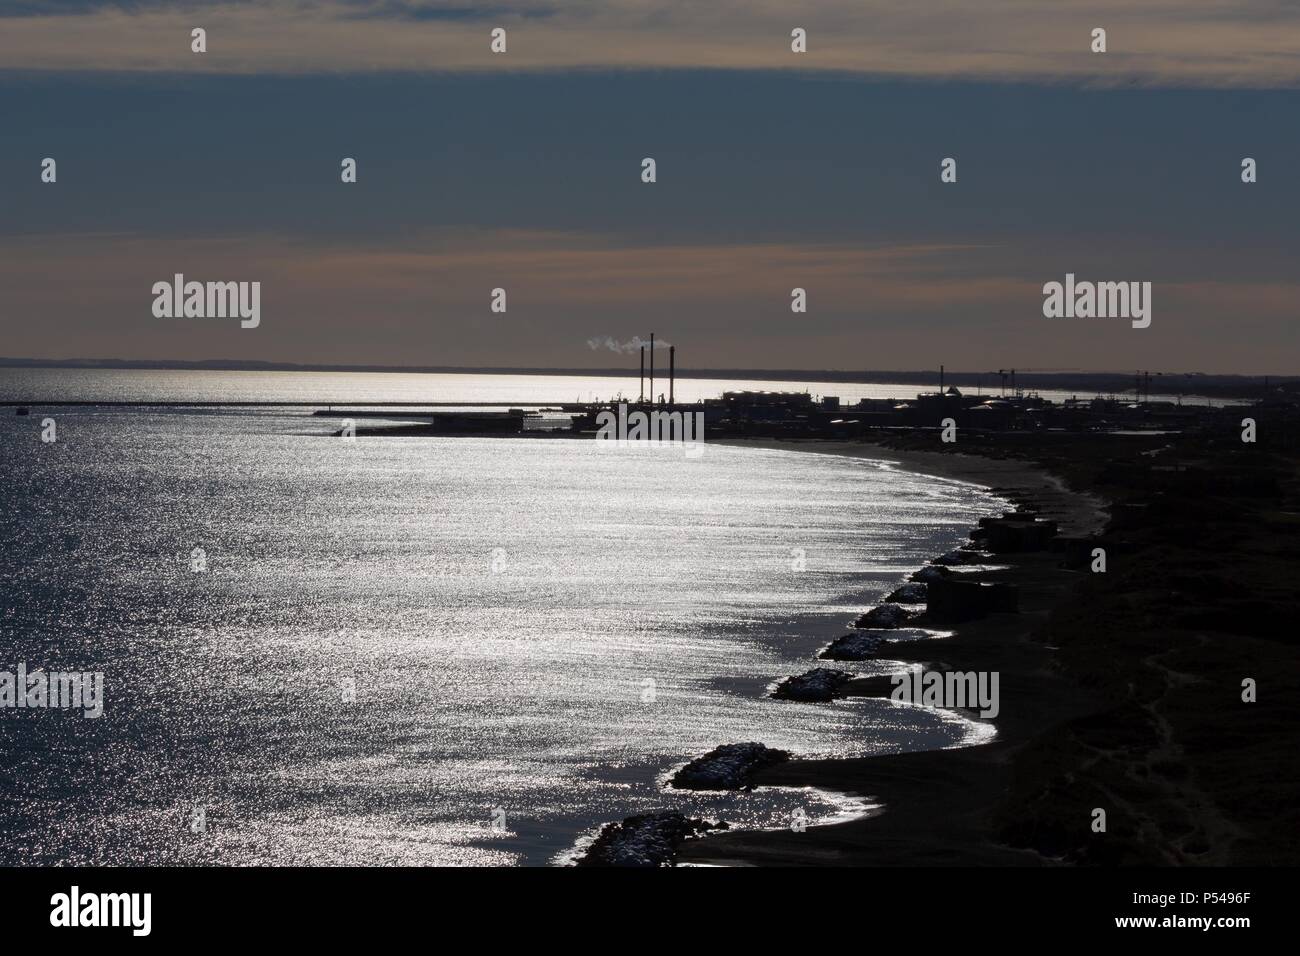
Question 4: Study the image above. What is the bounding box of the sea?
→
[0,368,1007,865]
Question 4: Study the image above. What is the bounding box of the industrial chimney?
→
[669,345,675,405]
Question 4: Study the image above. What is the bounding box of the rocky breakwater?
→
[575,742,790,866]
[772,668,854,702]
[670,742,791,791]
[820,632,890,661]
[575,812,727,867]
[853,602,914,629]
[885,582,928,603]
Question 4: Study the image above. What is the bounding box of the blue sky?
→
[1,2,1297,373]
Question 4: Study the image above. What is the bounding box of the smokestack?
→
[639,347,645,404]
[669,346,675,405]
[649,333,655,404]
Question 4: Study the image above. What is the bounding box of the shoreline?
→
[665,436,1111,866]
[717,437,1109,537]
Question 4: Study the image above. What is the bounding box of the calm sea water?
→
[0,372,1005,865]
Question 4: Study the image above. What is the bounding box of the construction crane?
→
[1132,370,1164,405]
[988,368,1078,398]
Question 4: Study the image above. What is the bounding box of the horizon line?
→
[2,358,1294,383]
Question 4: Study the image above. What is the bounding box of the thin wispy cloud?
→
[1,1,1299,86]
[587,336,670,355]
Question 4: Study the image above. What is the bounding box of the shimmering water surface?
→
[1,374,1006,865]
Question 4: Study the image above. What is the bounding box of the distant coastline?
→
[0,358,1291,402]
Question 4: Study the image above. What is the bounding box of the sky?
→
[1,1,1298,374]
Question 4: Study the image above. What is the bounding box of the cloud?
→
[1,1,1299,86]
[586,336,670,354]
